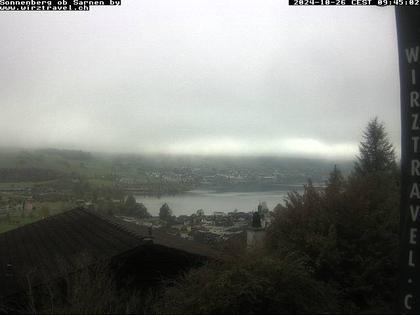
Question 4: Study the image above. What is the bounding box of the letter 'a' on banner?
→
[396,6,420,315]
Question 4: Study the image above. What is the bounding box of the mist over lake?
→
[134,188,303,216]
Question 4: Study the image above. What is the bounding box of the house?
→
[0,208,224,309]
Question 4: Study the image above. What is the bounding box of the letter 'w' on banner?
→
[396,7,420,315]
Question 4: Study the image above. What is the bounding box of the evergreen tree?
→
[350,117,399,216]
[322,165,344,236]
[325,165,344,198]
[124,195,137,211]
[123,195,150,218]
[159,203,173,221]
[354,117,397,176]
[339,118,399,311]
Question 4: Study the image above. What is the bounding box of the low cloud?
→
[146,137,358,159]
[0,2,400,158]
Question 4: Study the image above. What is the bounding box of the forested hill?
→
[0,148,353,183]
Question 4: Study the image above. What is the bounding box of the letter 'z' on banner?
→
[396,7,420,315]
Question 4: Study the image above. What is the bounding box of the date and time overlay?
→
[0,0,419,11]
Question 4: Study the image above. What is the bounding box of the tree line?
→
[154,118,400,314]
[0,168,63,182]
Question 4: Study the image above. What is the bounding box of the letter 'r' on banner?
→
[396,7,420,315]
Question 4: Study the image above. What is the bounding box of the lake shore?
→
[134,188,304,217]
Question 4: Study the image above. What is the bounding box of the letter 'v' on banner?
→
[396,6,420,315]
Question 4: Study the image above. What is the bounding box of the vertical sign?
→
[396,7,420,314]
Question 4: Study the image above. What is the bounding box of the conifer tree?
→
[159,203,173,221]
[325,165,344,197]
[354,117,397,176]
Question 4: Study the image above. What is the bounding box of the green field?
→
[0,216,41,234]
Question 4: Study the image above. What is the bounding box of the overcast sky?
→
[0,1,400,159]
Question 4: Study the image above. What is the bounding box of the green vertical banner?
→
[396,6,420,314]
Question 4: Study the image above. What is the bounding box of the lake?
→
[135,188,304,216]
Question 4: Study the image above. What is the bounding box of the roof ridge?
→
[0,207,81,236]
[104,215,226,261]
[82,208,153,242]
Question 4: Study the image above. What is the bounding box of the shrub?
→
[154,254,339,314]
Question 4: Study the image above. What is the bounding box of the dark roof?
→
[105,216,225,260]
[0,208,223,298]
[0,208,147,297]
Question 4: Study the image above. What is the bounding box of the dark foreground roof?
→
[105,216,224,260]
[0,208,221,298]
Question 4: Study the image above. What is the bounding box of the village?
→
[0,189,273,251]
[115,201,273,250]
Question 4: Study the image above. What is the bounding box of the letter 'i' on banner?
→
[396,7,420,315]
